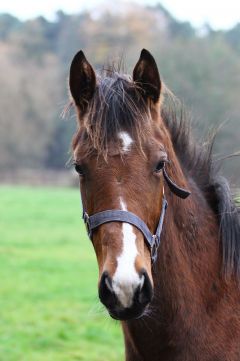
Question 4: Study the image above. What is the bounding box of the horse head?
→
[69,49,189,320]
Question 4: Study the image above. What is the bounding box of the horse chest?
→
[124,309,240,361]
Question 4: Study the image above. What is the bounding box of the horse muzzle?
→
[98,270,153,321]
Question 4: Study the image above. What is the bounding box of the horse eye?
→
[74,163,84,176]
[155,161,165,173]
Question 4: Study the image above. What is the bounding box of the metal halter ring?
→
[83,212,92,238]
[151,235,159,263]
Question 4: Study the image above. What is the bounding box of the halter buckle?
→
[151,235,159,263]
[83,212,92,238]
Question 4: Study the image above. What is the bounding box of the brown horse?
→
[69,49,240,361]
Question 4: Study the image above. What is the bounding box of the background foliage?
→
[0,3,239,179]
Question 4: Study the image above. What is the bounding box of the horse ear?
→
[133,49,161,103]
[69,50,96,112]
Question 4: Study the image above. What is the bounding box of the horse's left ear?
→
[133,49,161,103]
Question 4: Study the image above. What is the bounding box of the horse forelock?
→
[78,70,151,158]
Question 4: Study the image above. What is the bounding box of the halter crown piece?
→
[81,166,191,263]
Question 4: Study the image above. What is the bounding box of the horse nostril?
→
[136,271,153,306]
[99,271,116,308]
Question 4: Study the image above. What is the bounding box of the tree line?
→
[0,3,239,180]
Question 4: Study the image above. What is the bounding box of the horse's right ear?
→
[69,50,96,113]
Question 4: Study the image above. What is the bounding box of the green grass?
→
[0,186,124,361]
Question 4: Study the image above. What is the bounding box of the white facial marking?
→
[112,197,143,308]
[118,131,133,153]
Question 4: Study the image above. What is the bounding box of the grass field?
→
[0,186,124,361]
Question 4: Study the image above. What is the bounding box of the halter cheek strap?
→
[81,166,190,263]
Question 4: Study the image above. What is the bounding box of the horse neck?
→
[153,124,221,306]
[153,136,221,313]
[122,142,222,356]
[155,177,221,313]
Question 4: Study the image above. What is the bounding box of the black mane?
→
[162,102,240,277]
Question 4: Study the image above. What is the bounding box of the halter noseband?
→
[82,167,190,263]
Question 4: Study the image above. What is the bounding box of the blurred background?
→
[0,0,240,183]
[0,1,239,361]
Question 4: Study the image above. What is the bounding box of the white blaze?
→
[118,131,133,153]
[112,197,142,308]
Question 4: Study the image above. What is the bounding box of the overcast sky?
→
[1,0,240,29]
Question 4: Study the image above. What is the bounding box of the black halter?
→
[82,167,191,263]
